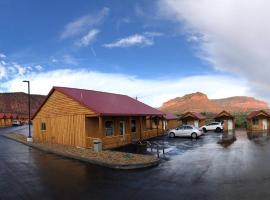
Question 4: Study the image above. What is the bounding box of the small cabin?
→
[163,112,180,130]
[0,113,18,127]
[180,112,205,128]
[247,110,270,132]
[214,110,235,132]
[32,86,166,150]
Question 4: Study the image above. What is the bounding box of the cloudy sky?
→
[0,0,267,107]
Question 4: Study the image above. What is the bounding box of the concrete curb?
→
[2,134,160,170]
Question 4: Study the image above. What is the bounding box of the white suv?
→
[200,122,223,133]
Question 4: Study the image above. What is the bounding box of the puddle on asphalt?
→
[217,131,236,147]
[114,130,270,161]
[247,131,270,145]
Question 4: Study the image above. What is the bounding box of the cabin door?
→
[262,119,267,130]
[228,120,233,130]
[194,120,199,128]
[163,121,167,130]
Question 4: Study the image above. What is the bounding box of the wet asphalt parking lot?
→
[1,127,270,199]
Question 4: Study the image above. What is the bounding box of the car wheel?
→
[169,132,175,138]
[215,127,221,132]
[202,128,207,133]
[191,132,197,139]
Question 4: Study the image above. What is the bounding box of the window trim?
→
[41,122,46,131]
[252,118,259,126]
[119,121,126,136]
[131,119,137,133]
[105,120,114,136]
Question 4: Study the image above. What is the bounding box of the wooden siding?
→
[247,118,270,132]
[167,119,180,129]
[33,90,95,148]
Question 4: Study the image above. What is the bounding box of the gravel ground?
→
[5,133,159,168]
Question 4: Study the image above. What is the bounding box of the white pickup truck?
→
[200,122,223,133]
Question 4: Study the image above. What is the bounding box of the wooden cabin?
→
[180,112,205,128]
[163,112,180,129]
[0,113,6,127]
[0,113,19,127]
[32,87,166,149]
[214,110,235,132]
[247,110,270,132]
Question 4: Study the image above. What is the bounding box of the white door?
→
[194,120,199,128]
[163,121,167,130]
[228,120,233,130]
[262,119,267,130]
[119,121,126,136]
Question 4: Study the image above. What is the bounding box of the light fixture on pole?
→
[23,80,32,142]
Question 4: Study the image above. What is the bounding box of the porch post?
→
[150,116,153,130]
[98,116,103,137]
[156,117,159,136]
[161,116,164,134]
[139,116,143,140]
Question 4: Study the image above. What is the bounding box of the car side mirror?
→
[176,128,179,130]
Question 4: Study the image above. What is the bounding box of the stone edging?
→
[2,134,160,170]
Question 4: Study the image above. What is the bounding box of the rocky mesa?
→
[160,92,269,114]
[0,92,45,115]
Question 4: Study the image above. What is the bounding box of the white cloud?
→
[103,31,163,48]
[143,32,164,37]
[1,60,6,65]
[158,0,270,102]
[12,63,28,76]
[0,53,6,58]
[0,64,7,79]
[77,29,100,47]
[61,7,109,39]
[103,34,153,48]
[34,65,43,71]
[62,55,78,65]
[2,69,249,107]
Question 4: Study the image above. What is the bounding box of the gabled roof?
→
[32,86,165,119]
[215,110,234,119]
[247,110,270,120]
[180,111,206,120]
[163,112,179,120]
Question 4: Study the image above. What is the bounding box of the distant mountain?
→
[0,92,45,115]
[160,92,269,114]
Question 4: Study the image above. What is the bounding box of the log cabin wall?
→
[247,117,270,132]
[33,90,95,148]
[167,119,180,129]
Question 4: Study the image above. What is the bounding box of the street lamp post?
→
[23,80,32,142]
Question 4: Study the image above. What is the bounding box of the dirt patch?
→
[4,133,159,169]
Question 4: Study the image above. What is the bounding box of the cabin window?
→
[253,118,259,125]
[41,122,46,131]
[131,119,136,132]
[105,121,114,136]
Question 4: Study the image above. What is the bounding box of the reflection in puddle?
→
[247,131,270,140]
[217,131,236,147]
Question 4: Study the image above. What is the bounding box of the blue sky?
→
[1,0,267,107]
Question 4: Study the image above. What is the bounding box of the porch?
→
[85,115,165,149]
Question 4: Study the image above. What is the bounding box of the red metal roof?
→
[180,111,206,120]
[0,113,6,119]
[163,112,179,120]
[33,86,165,119]
[247,110,270,119]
